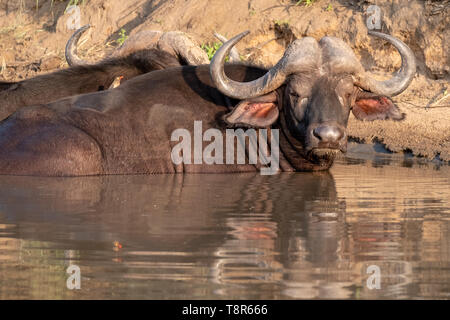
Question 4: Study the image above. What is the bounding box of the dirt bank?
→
[0,0,449,160]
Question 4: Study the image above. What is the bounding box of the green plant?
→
[296,0,315,6]
[326,3,333,11]
[116,28,128,46]
[201,42,222,61]
[201,42,234,61]
[274,19,290,27]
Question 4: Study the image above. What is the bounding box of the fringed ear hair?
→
[352,91,405,121]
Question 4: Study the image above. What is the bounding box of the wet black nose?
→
[313,125,344,143]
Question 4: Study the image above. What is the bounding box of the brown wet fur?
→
[0,49,181,122]
[0,65,266,176]
[0,105,103,176]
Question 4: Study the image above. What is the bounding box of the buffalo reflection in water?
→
[0,172,351,298]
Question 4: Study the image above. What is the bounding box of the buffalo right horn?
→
[65,24,91,66]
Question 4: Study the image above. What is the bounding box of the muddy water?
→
[0,143,448,299]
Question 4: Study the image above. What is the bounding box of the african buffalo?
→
[0,26,211,122]
[0,31,415,176]
[65,25,211,67]
[65,25,241,68]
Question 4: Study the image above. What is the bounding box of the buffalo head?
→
[210,31,416,169]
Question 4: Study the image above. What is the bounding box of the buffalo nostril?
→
[313,125,344,142]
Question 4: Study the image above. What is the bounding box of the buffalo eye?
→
[293,97,308,121]
[289,91,301,98]
[300,97,308,107]
[339,92,353,107]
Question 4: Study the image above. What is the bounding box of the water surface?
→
[0,143,449,299]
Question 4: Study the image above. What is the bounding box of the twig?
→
[255,37,279,49]
[400,100,424,108]
[429,105,450,108]
[399,97,450,109]
[426,87,447,109]
[430,92,450,107]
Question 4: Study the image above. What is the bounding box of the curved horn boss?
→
[210,31,416,100]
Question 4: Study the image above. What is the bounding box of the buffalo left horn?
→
[354,31,416,97]
[210,31,321,100]
[65,24,91,66]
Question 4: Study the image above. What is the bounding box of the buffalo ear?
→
[352,93,405,121]
[224,92,279,128]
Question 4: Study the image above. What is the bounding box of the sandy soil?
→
[0,0,449,160]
